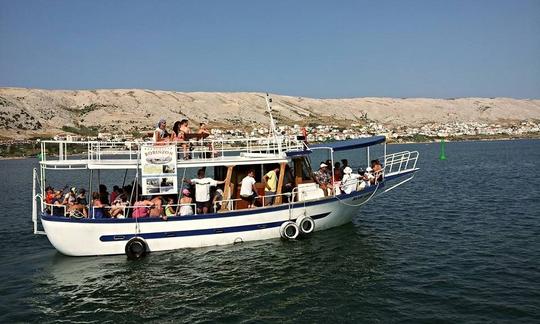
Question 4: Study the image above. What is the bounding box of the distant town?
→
[1,121,540,150]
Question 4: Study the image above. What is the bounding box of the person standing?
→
[185,169,224,214]
[262,165,280,205]
[179,189,194,216]
[240,169,258,208]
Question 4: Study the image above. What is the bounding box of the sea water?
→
[0,140,539,322]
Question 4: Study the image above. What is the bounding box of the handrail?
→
[95,203,198,219]
[382,150,419,176]
[43,202,67,217]
[39,136,304,166]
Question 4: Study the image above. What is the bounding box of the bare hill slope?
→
[1,87,539,139]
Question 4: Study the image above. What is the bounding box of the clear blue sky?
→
[1,0,539,98]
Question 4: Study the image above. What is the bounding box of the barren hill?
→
[1,87,539,139]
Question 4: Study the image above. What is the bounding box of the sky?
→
[1,0,539,98]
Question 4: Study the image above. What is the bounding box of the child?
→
[165,197,176,218]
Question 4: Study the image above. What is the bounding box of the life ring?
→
[125,237,147,260]
[279,221,299,240]
[296,216,315,235]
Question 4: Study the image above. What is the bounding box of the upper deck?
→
[39,136,306,170]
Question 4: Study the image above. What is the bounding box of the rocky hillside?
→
[0,87,539,139]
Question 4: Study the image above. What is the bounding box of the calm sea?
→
[0,140,539,323]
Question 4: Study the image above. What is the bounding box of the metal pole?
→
[32,168,37,234]
[88,169,93,207]
[384,142,387,165]
[330,148,335,196]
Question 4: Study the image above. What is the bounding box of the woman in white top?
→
[153,119,169,143]
[341,167,361,194]
[179,189,194,216]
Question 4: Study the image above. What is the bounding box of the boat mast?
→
[265,93,279,144]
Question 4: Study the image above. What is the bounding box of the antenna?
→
[265,93,278,140]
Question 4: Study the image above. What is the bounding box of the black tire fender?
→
[125,237,147,260]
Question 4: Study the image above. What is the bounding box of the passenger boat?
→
[31,97,419,258]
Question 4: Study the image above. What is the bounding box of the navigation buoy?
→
[439,139,447,160]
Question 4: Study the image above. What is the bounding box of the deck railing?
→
[39,136,303,166]
[382,150,419,176]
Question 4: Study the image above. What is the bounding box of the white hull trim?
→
[41,189,374,257]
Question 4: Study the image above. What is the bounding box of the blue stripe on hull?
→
[99,212,331,242]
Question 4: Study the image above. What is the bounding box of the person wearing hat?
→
[313,163,333,197]
[364,167,375,186]
[341,166,362,194]
[63,187,77,206]
[179,188,194,216]
[213,188,224,212]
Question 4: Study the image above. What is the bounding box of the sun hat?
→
[320,163,328,168]
[343,167,352,174]
[182,188,190,195]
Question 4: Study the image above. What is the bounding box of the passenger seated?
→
[165,197,177,217]
[63,187,77,206]
[51,190,66,216]
[153,119,170,143]
[132,198,154,218]
[313,163,333,197]
[110,194,128,218]
[213,188,223,212]
[341,167,361,194]
[362,167,375,187]
[90,192,106,219]
[76,188,88,206]
[371,159,384,183]
[240,169,258,208]
[45,186,55,205]
[149,195,164,219]
[67,201,88,218]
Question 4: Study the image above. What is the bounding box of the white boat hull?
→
[41,190,371,257]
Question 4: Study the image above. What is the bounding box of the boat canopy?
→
[286,135,386,156]
[309,135,386,151]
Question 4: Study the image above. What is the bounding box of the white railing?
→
[42,202,200,219]
[39,136,303,166]
[383,150,419,176]
[43,202,67,217]
[215,192,293,212]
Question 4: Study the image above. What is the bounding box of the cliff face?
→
[1,87,539,139]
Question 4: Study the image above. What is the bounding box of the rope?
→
[176,168,187,214]
[335,182,380,207]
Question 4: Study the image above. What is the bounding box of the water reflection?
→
[31,223,384,322]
